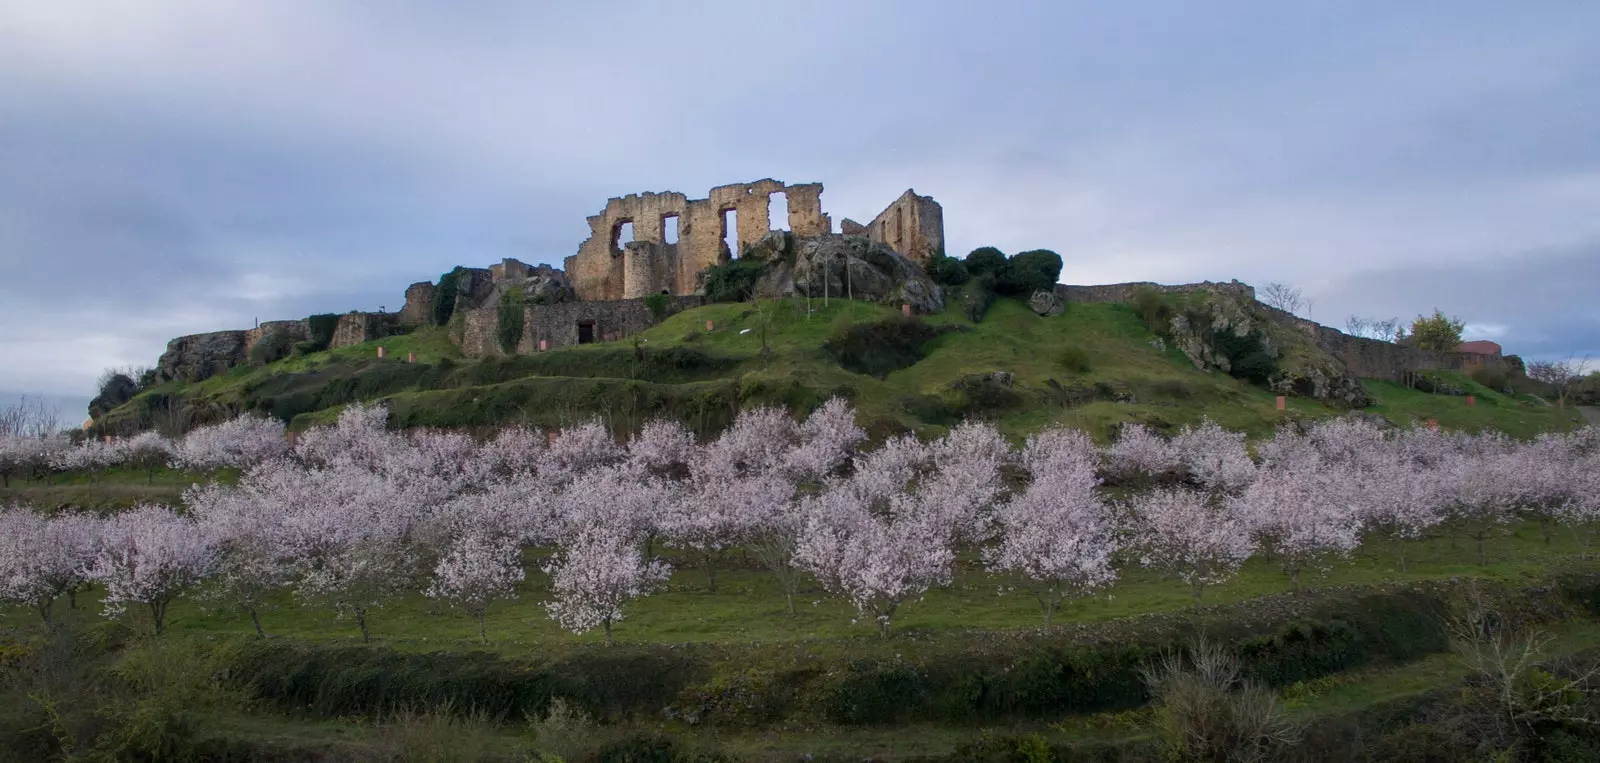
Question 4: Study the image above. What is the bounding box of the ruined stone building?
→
[563,179,944,301]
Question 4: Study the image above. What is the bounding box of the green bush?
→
[1210,329,1277,385]
[496,287,525,354]
[997,249,1063,296]
[644,292,672,321]
[927,255,971,286]
[306,313,339,350]
[1131,287,1175,336]
[960,274,998,323]
[825,316,944,379]
[247,330,294,367]
[432,267,466,326]
[1058,346,1093,374]
[965,246,1008,277]
[702,259,768,303]
[290,340,319,358]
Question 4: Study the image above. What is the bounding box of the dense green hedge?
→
[824,316,949,378]
[221,590,1453,731]
[306,313,339,351]
[702,259,768,303]
[497,286,525,354]
[432,267,466,326]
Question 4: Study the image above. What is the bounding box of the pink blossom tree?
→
[120,431,176,484]
[0,507,101,628]
[187,481,291,637]
[426,532,525,644]
[1134,488,1254,604]
[171,414,290,471]
[985,428,1118,626]
[1171,418,1257,493]
[1231,458,1362,592]
[89,505,216,635]
[543,526,671,644]
[1106,423,1180,485]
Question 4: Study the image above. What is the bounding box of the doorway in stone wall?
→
[577,321,595,344]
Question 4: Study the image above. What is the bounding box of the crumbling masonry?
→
[563,179,944,301]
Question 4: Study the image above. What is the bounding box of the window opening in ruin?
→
[663,214,679,244]
[894,207,904,247]
[768,191,789,231]
[721,208,739,258]
[611,220,634,255]
[577,321,595,344]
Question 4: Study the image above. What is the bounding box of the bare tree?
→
[0,396,63,439]
[1448,584,1599,754]
[1526,356,1592,408]
[1260,283,1305,315]
[1344,315,1370,337]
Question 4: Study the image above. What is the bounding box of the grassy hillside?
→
[94,296,1587,442]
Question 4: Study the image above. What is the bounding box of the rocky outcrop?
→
[153,331,248,385]
[399,282,437,326]
[1028,289,1064,317]
[746,232,945,314]
[330,312,397,348]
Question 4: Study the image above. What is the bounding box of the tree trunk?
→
[1539,518,1553,546]
[1397,543,1407,573]
[476,611,488,645]
[1192,583,1205,605]
[1291,568,1303,594]
[784,588,796,616]
[878,618,892,639]
[68,588,78,610]
[1039,596,1056,629]
[704,555,718,593]
[603,618,614,646]
[1476,534,1486,566]
[355,607,371,643]
[150,600,167,636]
[36,599,53,630]
[249,608,265,638]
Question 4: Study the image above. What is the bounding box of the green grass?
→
[94,297,1585,443]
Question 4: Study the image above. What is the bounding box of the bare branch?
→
[1260,283,1305,315]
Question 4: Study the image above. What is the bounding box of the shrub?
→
[248,330,294,367]
[1468,366,1511,393]
[702,259,767,303]
[960,274,998,323]
[965,246,1008,277]
[306,313,339,351]
[432,267,466,326]
[1210,329,1276,385]
[1408,308,1465,351]
[927,255,970,286]
[1058,346,1093,374]
[290,340,320,358]
[825,316,943,378]
[997,249,1063,296]
[644,292,672,321]
[496,287,525,354]
[1132,287,1175,336]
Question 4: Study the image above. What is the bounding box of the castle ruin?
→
[563,179,944,300]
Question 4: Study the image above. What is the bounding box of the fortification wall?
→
[1055,280,1257,304]
[458,296,703,357]
[861,189,944,266]
[330,312,395,349]
[399,282,437,325]
[244,319,308,352]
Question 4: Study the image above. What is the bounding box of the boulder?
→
[152,331,249,385]
[751,233,945,314]
[1028,289,1064,317]
[519,264,576,305]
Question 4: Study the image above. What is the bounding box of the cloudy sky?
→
[3,1,1598,418]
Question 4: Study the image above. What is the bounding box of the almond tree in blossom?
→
[1443,434,1523,565]
[0,507,100,628]
[292,402,398,469]
[543,419,624,481]
[738,398,865,614]
[48,438,126,477]
[426,532,525,644]
[1134,488,1254,604]
[170,414,289,471]
[1170,418,1258,494]
[121,431,176,484]
[470,425,546,482]
[986,428,1118,626]
[89,505,216,635]
[187,481,290,637]
[543,526,671,645]
[1106,423,1180,485]
[1231,457,1362,593]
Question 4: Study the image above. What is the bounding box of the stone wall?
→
[244,319,308,352]
[458,296,703,358]
[330,312,396,349]
[1055,280,1258,305]
[861,189,945,266]
[400,282,437,325]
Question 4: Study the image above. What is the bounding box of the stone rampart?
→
[458,296,703,357]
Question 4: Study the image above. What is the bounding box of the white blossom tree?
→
[1134,488,1254,604]
[1231,458,1362,592]
[0,508,101,627]
[986,428,1119,626]
[188,481,291,637]
[171,414,289,471]
[89,505,215,635]
[426,532,525,644]
[543,527,670,644]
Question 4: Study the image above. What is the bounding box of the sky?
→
[3,1,1598,420]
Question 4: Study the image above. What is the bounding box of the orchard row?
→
[3,404,1597,642]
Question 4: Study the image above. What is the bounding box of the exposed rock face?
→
[517,264,576,305]
[330,312,396,348]
[153,331,248,385]
[1028,289,1064,317]
[748,232,945,314]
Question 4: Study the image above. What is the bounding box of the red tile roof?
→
[1457,340,1502,355]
